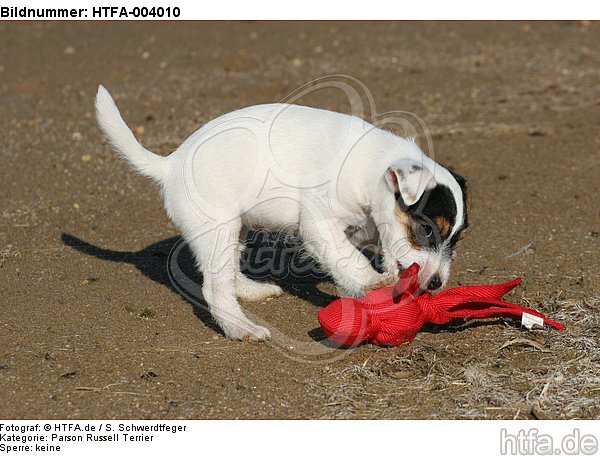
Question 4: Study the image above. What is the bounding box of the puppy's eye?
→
[422,224,433,238]
[415,222,437,247]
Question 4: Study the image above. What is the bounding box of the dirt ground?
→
[0,21,598,419]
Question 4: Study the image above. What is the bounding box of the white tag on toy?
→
[521,312,544,329]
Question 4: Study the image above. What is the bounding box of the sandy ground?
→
[0,21,598,419]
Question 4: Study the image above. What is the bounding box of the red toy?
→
[318,263,565,347]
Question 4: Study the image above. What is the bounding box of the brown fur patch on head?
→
[394,205,421,250]
[433,216,452,238]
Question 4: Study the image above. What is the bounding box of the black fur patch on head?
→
[410,185,457,225]
[396,184,457,248]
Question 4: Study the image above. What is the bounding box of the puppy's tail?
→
[95,85,168,183]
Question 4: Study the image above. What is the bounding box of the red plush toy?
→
[318,263,565,347]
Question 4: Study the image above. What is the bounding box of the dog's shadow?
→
[61,233,509,342]
[61,232,339,333]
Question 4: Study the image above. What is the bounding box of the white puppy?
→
[95,86,470,340]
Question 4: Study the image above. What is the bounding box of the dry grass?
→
[316,297,599,419]
[0,244,21,267]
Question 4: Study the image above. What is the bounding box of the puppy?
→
[95,86,470,340]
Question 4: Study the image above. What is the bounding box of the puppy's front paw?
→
[362,273,396,295]
[222,320,272,341]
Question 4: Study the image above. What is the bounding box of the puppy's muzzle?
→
[427,274,442,290]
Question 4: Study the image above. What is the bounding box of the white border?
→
[1,420,599,456]
[3,0,600,20]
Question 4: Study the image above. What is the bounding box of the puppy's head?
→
[380,158,471,291]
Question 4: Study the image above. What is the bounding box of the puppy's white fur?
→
[96,86,465,340]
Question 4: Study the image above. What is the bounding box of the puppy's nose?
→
[428,275,442,290]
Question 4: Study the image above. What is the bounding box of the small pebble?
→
[64,46,75,55]
[528,128,548,137]
[72,131,83,141]
[81,154,92,163]
[141,51,150,59]
[134,125,145,135]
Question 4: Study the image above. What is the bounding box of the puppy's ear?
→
[385,160,436,207]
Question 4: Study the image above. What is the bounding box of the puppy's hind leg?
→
[235,229,283,301]
[188,220,271,341]
[236,274,283,302]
